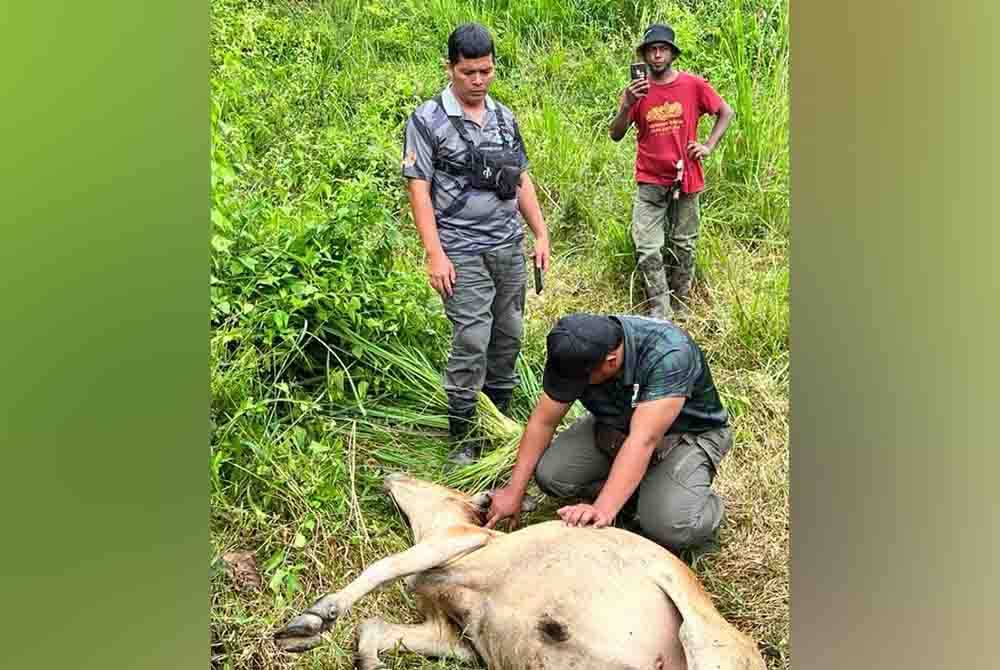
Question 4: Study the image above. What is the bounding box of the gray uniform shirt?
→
[402,86,529,256]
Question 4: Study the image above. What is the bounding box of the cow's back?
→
[419,521,690,670]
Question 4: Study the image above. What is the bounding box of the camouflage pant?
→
[631,184,700,319]
[533,413,732,552]
[441,242,527,417]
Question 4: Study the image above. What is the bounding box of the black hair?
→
[447,23,495,64]
[607,317,625,353]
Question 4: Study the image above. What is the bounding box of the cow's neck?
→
[408,509,477,544]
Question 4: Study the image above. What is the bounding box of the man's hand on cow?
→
[557,503,614,529]
[485,485,523,530]
[427,251,456,298]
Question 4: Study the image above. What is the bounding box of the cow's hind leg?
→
[355,617,477,670]
[275,527,489,652]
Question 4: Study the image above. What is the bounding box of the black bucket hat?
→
[542,314,624,403]
[637,23,682,56]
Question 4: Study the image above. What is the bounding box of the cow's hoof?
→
[274,607,337,653]
[275,630,323,653]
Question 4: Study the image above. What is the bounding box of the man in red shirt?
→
[610,24,734,319]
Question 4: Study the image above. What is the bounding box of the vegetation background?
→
[210,0,788,667]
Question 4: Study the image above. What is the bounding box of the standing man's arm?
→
[609,78,649,141]
[402,112,456,298]
[406,179,455,298]
[558,396,684,528]
[485,393,570,529]
[517,172,550,271]
[687,97,735,161]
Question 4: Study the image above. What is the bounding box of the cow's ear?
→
[469,491,493,510]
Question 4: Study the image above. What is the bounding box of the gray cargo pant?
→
[534,413,732,552]
[442,242,527,416]
[631,184,700,319]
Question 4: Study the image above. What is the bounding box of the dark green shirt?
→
[579,316,729,434]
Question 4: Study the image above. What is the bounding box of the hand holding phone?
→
[625,63,650,107]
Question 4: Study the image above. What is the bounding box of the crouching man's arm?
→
[559,397,684,528]
[486,393,569,530]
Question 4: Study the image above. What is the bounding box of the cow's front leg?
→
[275,527,489,653]
[355,617,478,670]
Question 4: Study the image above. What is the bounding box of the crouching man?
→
[486,313,733,555]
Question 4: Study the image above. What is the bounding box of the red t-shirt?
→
[629,72,723,193]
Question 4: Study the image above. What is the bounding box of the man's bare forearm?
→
[704,102,735,151]
[609,98,633,141]
[517,173,548,243]
[507,411,559,495]
[407,179,445,260]
[592,434,657,517]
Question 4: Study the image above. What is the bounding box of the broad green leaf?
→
[268,568,285,593]
[263,550,284,572]
[211,208,233,232]
[211,235,234,254]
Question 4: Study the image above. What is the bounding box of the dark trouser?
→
[442,242,527,417]
[534,413,732,552]
[631,184,701,319]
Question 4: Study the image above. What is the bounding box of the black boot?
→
[447,406,482,467]
[482,387,513,417]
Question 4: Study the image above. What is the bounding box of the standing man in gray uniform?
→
[402,23,550,465]
[486,313,732,556]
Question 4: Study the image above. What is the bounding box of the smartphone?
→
[534,265,544,294]
[630,63,648,81]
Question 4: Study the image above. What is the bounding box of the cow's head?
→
[383,473,534,541]
[383,473,482,541]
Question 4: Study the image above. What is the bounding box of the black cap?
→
[542,314,623,403]
[637,23,682,56]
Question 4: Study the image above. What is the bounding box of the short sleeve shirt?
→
[628,72,724,193]
[579,316,729,434]
[402,86,529,256]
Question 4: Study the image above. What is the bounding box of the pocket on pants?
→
[655,434,706,483]
[693,427,733,471]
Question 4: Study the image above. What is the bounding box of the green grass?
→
[211,0,788,668]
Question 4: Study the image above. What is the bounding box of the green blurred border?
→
[0,3,207,668]
[792,1,998,667]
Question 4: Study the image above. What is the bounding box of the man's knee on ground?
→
[534,453,583,499]
[637,490,723,551]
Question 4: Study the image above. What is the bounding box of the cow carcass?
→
[275,473,765,670]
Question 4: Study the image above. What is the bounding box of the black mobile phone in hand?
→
[534,264,544,294]
[630,63,648,81]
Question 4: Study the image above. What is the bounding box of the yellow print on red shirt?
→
[646,100,683,135]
